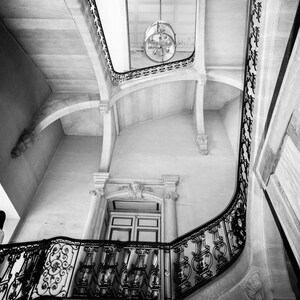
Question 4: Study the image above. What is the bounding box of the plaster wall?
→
[13,135,102,243]
[110,111,236,235]
[61,108,103,136]
[205,0,248,67]
[117,81,195,131]
[0,20,53,217]
[220,95,242,160]
[204,81,241,110]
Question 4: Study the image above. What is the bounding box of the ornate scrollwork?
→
[228,200,247,252]
[118,182,153,199]
[94,246,120,298]
[0,243,49,300]
[172,244,192,295]
[0,1,261,299]
[165,191,179,201]
[89,188,105,197]
[35,241,79,298]
[73,245,99,297]
[11,129,35,159]
[191,234,213,284]
[209,226,228,272]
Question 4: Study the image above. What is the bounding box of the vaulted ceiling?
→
[0,0,99,94]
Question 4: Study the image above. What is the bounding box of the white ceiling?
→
[0,0,248,136]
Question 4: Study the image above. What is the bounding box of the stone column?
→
[82,172,110,239]
[162,175,180,242]
[193,0,208,155]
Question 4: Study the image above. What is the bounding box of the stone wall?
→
[0,20,61,217]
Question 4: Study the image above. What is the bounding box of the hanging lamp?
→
[144,0,176,63]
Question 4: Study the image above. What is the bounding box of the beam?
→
[193,0,208,154]
[99,102,113,172]
[193,0,206,73]
[66,0,111,99]
[194,80,208,154]
[113,103,120,135]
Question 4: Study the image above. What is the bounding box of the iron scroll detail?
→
[0,0,261,299]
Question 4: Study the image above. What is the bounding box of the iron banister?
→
[0,0,261,299]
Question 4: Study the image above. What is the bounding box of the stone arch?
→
[110,69,199,106]
[207,71,244,90]
[35,100,100,134]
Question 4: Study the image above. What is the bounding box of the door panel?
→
[107,212,160,242]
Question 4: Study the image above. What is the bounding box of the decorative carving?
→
[34,240,79,298]
[245,272,264,300]
[99,102,110,114]
[198,79,206,86]
[197,134,208,155]
[89,188,105,197]
[173,244,192,294]
[0,1,261,299]
[118,182,153,199]
[165,191,179,201]
[11,129,36,158]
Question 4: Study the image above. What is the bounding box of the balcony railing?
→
[0,0,261,299]
[0,207,246,300]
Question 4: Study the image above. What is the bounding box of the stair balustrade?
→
[0,0,261,298]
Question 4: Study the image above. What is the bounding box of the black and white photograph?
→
[0,0,299,299]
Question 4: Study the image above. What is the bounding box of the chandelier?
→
[144,0,176,63]
[144,21,176,63]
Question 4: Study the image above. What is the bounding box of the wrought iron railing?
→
[87,0,195,85]
[0,0,261,299]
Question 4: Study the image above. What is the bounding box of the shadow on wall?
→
[0,210,5,244]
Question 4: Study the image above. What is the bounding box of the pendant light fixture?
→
[144,0,176,63]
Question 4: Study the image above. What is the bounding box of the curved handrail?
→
[87,0,195,85]
[0,0,261,299]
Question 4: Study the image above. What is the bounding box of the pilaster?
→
[193,0,208,155]
[194,80,208,154]
[162,175,180,242]
[82,172,110,239]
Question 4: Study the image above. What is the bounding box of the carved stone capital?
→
[99,101,110,114]
[162,175,180,188]
[197,134,208,155]
[94,172,110,188]
[89,188,105,197]
[165,191,179,201]
[198,78,207,86]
